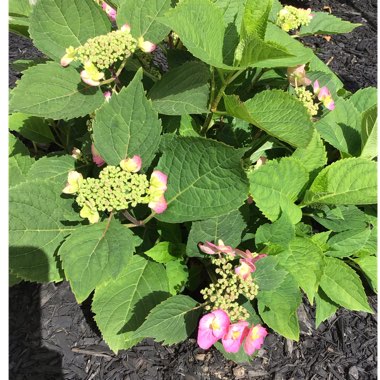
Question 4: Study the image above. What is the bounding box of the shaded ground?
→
[9,0,377,379]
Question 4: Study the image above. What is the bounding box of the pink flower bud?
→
[60,46,76,67]
[148,195,167,214]
[138,37,156,53]
[102,2,117,21]
[121,23,131,33]
[243,324,268,355]
[120,155,142,173]
[222,321,249,353]
[91,144,105,167]
[103,91,112,102]
[287,65,311,87]
[197,310,230,350]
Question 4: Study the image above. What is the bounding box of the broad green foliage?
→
[131,295,201,344]
[93,69,162,167]
[303,158,377,206]
[156,136,249,223]
[320,257,373,313]
[59,220,138,302]
[29,0,111,62]
[9,62,105,120]
[92,255,170,352]
[9,180,80,282]
[149,61,210,115]
[187,208,247,257]
[248,157,309,223]
[299,12,361,36]
[117,0,172,42]
[9,0,377,361]
[225,90,313,148]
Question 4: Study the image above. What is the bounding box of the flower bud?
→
[120,155,142,173]
[138,37,156,53]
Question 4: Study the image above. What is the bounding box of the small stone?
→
[195,353,206,361]
[233,366,246,379]
[348,366,359,380]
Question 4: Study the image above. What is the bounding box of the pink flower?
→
[120,155,142,173]
[243,324,268,355]
[102,2,117,21]
[222,321,249,353]
[197,310,230,350]
[103,91,112,102]
[91,144,105,167]
[287,65,311,87]
[148,194,167,214]
[138,37,156,53]
[235,259,255,281]
[198,240,235,256]
[150,170,168,192]
[313,80,335,110]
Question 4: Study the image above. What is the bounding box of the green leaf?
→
[117,0,172,42]
[9,113,54,144]
[299,12,361,36]
[240,0,272,40]
[360,105,377,159]
[292,130,327,174]
[353,255,377,293]
[27,155,77,187]
[9,272,22,287]
[10,58,49,73]
[92,255,169,353]
[257,272,301,340]
[156,136,249,223]
[144,242,185,263]
[225,90,313,148]
[277,238,324,303]
[158,0,232,69]
[319,257,372,313]
[93,69,162,167]
[29,0,111,62]
[349,87,378,114]
[310,231,331,251]
[186,208,247,257]
[178,115,201,137]
[59,220,138,303]
[253,255,288,292]
[9,62,105,120]
[9,15,30,38]
[255,211,295,247]
[149,61,210,115]
[166,260,189,295]
[315,98,362,156]
[131,295,201,344]
[306,71,343,96]
[9,180,79,282]
[315,288,339,328]
[9,134,34,188]
[308,55,343,89]
[303,158,377,206]
[312,205,370,232]
[9,0,33,16]
[326,228,374,258]
[214,341,253,364]
[248,157,309,223]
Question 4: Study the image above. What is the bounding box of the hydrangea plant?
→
[9,0,377,363]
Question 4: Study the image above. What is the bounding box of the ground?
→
[9,0,377,379]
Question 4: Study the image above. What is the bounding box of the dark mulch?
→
[9,0,377,379]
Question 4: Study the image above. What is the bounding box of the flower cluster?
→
[287,65,335,114]
[197,309,268,355]
[199,240,265,322]
[276,6,313,32]
[62,155,168,223]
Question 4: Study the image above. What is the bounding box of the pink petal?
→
[120,155,142,173]
[91,144,105,167]
[197,327,219,350]
[103,91,112,102]
[243,325,268,355]
[140,40,156,53]
[60,56,73,67]
[325,100,335,110]
[313,80,320,95]
[197,310,230,349]
[150,170,168,191]
[222,321,249,353]
[317,86,330,100]
[198,243,218,255]
[148,195,167,214]
[81,70,101,86]
[121,24,131,33]
[235,259,255,281]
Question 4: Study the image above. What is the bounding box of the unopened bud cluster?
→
[294,87,319,117]
[200,255,259,322]
[75,29,137,71]
[276,6,313,32]
[76,165,150,212]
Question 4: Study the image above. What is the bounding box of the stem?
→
[100,58,129,85]
[142,212,156,225]
[200,69,246,136]
[101,211,114,238]
[245,68,265,95]
[123,210,144,226]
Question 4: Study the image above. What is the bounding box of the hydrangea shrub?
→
[9,0,377,362]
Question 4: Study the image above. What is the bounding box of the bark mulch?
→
[9,0,377,379]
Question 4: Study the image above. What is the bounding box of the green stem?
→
[142,212,156,225]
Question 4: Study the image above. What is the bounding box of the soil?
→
[9,0,377,379]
